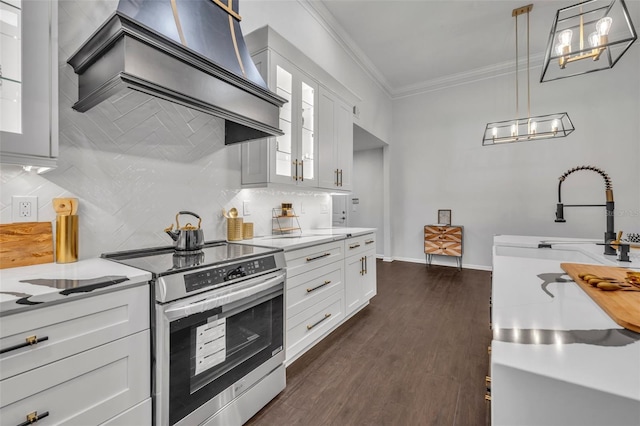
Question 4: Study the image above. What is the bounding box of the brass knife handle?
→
[0,335,49,355]
[307,280,332,293]
[307,313,331,330]
[17,411,50,426]
[306,253,331,262]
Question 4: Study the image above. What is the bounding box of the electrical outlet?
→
[300,202,305,214]
[243,201,251,216]
[12,196,38,222]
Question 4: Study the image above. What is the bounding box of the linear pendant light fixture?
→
[483,4,575,146]
[541,0,637,82]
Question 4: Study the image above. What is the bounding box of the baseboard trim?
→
[390,256,492,272]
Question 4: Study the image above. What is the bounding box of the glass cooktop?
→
[102,241,280,277]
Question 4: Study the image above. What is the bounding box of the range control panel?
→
[184,256,277,293]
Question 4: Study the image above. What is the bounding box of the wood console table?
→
[424,225,463,270]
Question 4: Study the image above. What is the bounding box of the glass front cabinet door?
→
[0,0,58,169]
[241,50,317,187]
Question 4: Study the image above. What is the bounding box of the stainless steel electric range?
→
[103,241,286,426]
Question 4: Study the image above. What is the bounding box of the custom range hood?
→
[67,0,285,144]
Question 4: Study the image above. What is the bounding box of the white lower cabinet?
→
[284,241,345,365]
[345,235,377,317]
[0,285,151,425]
[284,233,377,364]
[286,290,344,363]
[0,331,150,425]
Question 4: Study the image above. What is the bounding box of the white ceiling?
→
[312,0,639,98]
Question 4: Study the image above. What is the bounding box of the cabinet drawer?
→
[102,398,151,426]
[424,225,462,241]
[424,241,462,256]
[345,234,376,259]
[286,291,344,359]
[285,241,344,277]
[0,285,149,380]
[287,262,344,320]
[0,330,150,425]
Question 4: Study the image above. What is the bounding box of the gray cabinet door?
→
[0,0,57,167]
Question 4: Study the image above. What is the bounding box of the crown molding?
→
[392,52,547,99]
[298,0,394,98]
[297,0,548,100]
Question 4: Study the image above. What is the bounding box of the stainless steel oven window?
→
[161,277,284,425]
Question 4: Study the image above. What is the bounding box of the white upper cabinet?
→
[318,87,353,191]
[242,50,318,188]
[242,26,356,191]
[0,0,58,169]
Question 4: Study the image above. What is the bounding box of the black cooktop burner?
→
[102,240,279,277]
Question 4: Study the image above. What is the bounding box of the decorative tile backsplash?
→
[0,1,331,259]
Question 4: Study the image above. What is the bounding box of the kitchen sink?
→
[493,245,603,264]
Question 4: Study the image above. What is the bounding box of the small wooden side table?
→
[424,225,463,270]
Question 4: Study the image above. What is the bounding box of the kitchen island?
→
[490,235,640,425]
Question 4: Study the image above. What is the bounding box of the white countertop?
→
[491,235,640,405]
[239,227,377,251]
[0,259,152,316]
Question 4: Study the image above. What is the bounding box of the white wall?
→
[391,48,640,269]
[352,148,385,255]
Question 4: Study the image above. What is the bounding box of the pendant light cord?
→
[515,12,519,122]
[527,9,531,122]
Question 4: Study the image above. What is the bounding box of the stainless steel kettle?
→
[164,211,204,251]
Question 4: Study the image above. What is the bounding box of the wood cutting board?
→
[0,222,54,269]
[561,263,640,333]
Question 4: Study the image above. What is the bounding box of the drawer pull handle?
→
[307,280,332,293]
[18,411,50,426]
[1,335,50,355]
[349,243,361,249]
[365,240,374,245]
[306,253,331,262]
[307,313,331,330]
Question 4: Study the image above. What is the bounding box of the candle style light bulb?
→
[596,17,613,36]
[530,121,537,135]
[552,119,559,134]
[511,124,517,137]
[558,29,573,46]
[588,31,600,47]
[492,127,498,138]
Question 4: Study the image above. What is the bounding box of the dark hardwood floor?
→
[247,260,492,426]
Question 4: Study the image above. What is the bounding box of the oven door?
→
[155,271,285,426]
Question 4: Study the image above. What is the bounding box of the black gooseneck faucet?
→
[555,166,616,255]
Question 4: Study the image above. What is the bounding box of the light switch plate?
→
[243,200,251,216]
[12,196,38,222]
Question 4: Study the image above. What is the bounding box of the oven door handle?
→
[164,273,285,321]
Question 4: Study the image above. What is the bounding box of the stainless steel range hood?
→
[67,0,285,145]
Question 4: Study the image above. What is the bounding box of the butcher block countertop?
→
[0,259,151,316]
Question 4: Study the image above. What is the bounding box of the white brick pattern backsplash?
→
[0,1,331,260]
